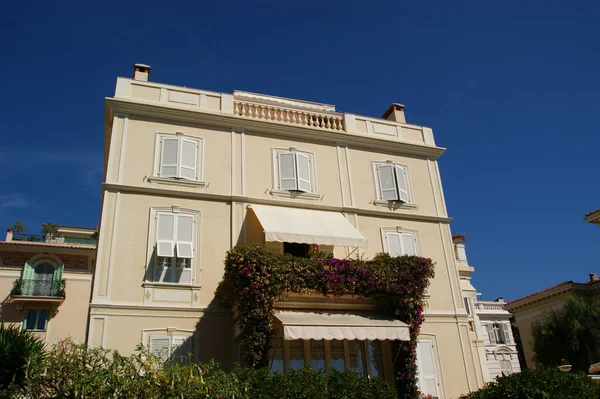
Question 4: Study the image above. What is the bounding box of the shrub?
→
[0,323,45,394]
[459,367,600,399]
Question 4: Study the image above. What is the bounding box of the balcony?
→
[11,233,96,246]
[10,279,66,310]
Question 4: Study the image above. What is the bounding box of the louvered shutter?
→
[179,139,197,180]
[156,213,175,257]
[175,214,194,259]
[160,138,179,178]
[416,341,439,396]
[22,262,35,295]
[52,264,64,296]
[487,324,496,345]
[149,336,171,360]
[296,152,311,193]
[502,323,512,344]
[395,165,410,203]
[386,232,403,256]
[377,164,398,201]
[278,152,297,190]
[171,336,192,358]
[401,233,417,255]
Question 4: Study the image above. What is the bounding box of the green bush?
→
[16,339,397,399]
[459,367,600,399]
[0,323,45,394]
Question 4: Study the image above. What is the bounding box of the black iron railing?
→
[11,279,66,298]
[11,233,96,246]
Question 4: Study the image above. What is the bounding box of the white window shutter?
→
[503,323,512,344]
[160,138,179,178]
[416,341,439,397]
[295,152,311,193]
[149,336,171,359]
[278,152,297,190]
[395,165,410,203]
[156,213,175,257]
[179,139,197,180]
[401,233,417,256]
[487,324,496,345]
[377,164,398,201]
[175,214,194,259]
[172,336,192,357]
[386,232,403,257]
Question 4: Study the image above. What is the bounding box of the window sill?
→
[143,282,201,290]
[270,190,322,200]
[372,200,418,210]
[148,176,207,188]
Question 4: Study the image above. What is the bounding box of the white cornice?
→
[102,182,453,224]
[104,98,446,160]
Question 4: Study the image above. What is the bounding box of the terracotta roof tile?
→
[0,241,96,250]
[507,281,573,305]
[586,208,600,218]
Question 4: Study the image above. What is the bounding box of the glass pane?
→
[268,337,284,375]
[36,310,48,330]
[348,340,365,376]
[26,311,38,330]
[310,340,326,372]
[289,340,305,370]
[367,340,384,378]
[330,340,346,372]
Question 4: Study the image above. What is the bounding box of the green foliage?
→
[532,296,600,371]
[0,323,45,394]
[41,222,59,238]
[11,219,26,233]
[216,245,435,398]
[459,367,600,399]
[13,339,396,399]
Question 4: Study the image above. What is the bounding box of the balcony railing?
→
[474,302,505,312]
[11,233,96,246]
[11,279,66,298]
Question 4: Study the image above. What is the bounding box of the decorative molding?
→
[147,176,207,188]
[89,304,230,318]
[0,251,89,271]
[269,190,322,200]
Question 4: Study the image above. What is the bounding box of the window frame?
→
[23,310,49,332]
[146,206,201,286]
[143,328,194,361]
[152,132,204,185]
[372,161,414,204]
[272,148,319,196]
[380,227,421,256]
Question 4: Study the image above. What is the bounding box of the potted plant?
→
[558,359,572,372]
[452,233,466,244]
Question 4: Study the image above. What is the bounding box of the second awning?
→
[249,204,367,248]
[274,311,410,341]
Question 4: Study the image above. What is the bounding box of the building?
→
[505,275,600,368]
[473,297,521,379]
[0,224,96,343]
[585,208,600,227]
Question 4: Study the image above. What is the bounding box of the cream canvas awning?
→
[274,311,410,341]
[249,204,367,248]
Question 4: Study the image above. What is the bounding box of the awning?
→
[274,311,410,341]
[249,204,367,248]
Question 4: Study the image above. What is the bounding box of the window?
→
[384,229,418,256]
[268,338,386,378]
[283,242,310,258]
[154,212,195,284]
[157,134,203,181]
[149,335,192,361]
[500,358,513,375]
[464,298,471,316]
[24,310,48,331]
[275,150,315,193]
[488,323,507,345]
[416,341,439,397]
[374,162,411,203]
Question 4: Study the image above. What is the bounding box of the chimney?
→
[133,63,151,82]
[590,273,596,282]
[382,103,406,124]
[5,228,13,242]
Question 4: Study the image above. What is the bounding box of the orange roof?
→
[507,281,573,305]
[0,241,96,250]
[586,208,600,217]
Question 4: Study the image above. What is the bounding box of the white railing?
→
[234,101,345,131]
[475,302,505,312]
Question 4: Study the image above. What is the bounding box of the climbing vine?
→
[216,245,435,398]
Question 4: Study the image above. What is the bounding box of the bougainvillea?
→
[216,245,435,399]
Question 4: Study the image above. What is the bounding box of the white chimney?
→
[133,63,151,82]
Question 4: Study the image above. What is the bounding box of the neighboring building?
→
[505,275,600,369]
[473,297,521,380]
[0,225,96,343]
[585,208,600,227]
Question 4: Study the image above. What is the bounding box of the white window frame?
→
[23,310,49,331]
[151,132,205,186]
[380,227,421,256]
[271,148,319,197]
[143,328,194,361]
[372,161,414,204]
[146,206,201,286]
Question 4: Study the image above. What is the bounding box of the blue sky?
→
[1,1,599,301]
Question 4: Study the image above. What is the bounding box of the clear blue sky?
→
[1,1,599,301]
